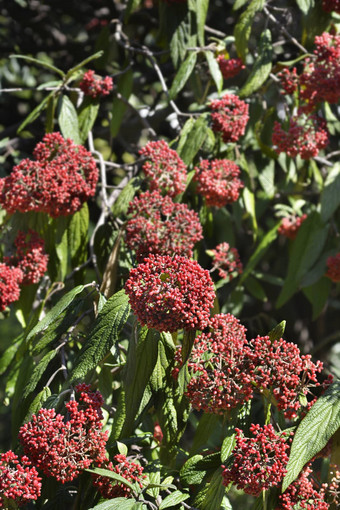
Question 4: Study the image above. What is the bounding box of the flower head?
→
[125,191,202,262]
[0,451,42,508]
[79,70,113,98]
[139,140,187,198]
[0,263,23,311]
[217,56,245,80]
[209,242,243,281]
[280,465,329,509]
[209,93,249,143]
[92,454,145,498]
[222,424,290,496]
[326,253,340,282]
[125,254,215,332]
[278,214,307,240]
[194,159,243,207]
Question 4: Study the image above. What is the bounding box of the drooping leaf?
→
[65,51,104,81]
[67,203,89,282]
[86,468,136,492]
[320,163,340,222]
[282,380,340,491]
[195,0,209,46]
[195,467,226,509]
[234,0,265,61]
[78,97,100,143]
[205,51,223,94]
[159,491,190,509]
[58,95,81,144]
[69,289,130,384]
[22,349,58,399]
[17,90,55,133]
[11,54,65,77]
[177,115,210,165]
[303,277,331,320]
[239,29,272,97]
[169,52,197,99]
[296,0,315,14]
[23,387,51,423]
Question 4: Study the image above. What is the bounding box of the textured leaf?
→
[276,212,328,308]
[320,163,340,222]
[17,90,55,133]
[190,413,221,454]
[205,51,223,93]
[67,203,89,281]
[234,0,264,61]
[22,349,58,399]
[0,334,24,375]
[169,52,197,99]
[90,500,136,510]
[159,491,190,509]
[78,98,100,143]
[24,387,51,423]
[26,285,85,341]
[242,187,258,239]
[86,468,136,492]
[58,95,81,144]
[111,177,141,218]
[177,116,209,165]
[196,467,226,510]
[195,0,209,46]
[282,380,340,491]
[268,320,286,342]
[239,29,272,97]
[69,289,130,384]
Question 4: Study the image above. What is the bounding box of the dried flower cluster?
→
[217,55,245,80]
[222,424,290,496]
[194,159,243,207]
[210,93,249,143]
[18,384,108,483]
[139,140,187,198]
[209,242,243,281]
[278,214,308,240]
[125,190,202,262]
[125,254,215,332]
[272,113,329,159]
[92,454,145,498]
[0,451,42,508]
[326,253,340,282]
[0,132,98,217]
[79,70,113,98]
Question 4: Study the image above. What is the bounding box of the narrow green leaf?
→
[112,177,141,218]
[190,413,221,454]
[320,163,340,222]
[124,0,142,21]
[239,223,279,284]
[221,434,236,463]
[242,187,258,239]
[26,285,85,341]
[159,491,190,509]
[11,54,65,77]
[86,468,136,492]
[177,115,209,165]
[169,52,197,100]
[23,387,51,423]
[234,0,264,61]
[110,70,133,137]
[296,0,315,14]
[244,276,267,301]
[0,334,24,375]
[69,289,130,384]
[303,277,332,320]
[205,51,223,93]
[195,0,209,46]
[90,499,136,510]
[17,90,55,133]
[276,212,328,308]
[22,349,58,399]
[196,467,226,510]
[46,94,57,133]
[58,95,81,144]
[239,29,272,97]
[282,380,340,491]
[65,51,104,81]
[268,320,286,342]
[67,203,89,276]
[78,98,100,143]
[54,215,70,281]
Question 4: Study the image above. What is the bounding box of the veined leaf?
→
[58,95,81,144]
[78,97,100,143]
[195,0,209,46]
[195,467,226,509]
[239,29,272,97]
[17,90,55,133]
[205,51,223,94]
[282,380,340,491]
[169,52,197,100]
[22,349,58,399]
[67,203,89,281]
[234,0,265,61]
[86,468,136,492]
[177,115,209,165]
[90,499,137,510]
[159,491,190,509]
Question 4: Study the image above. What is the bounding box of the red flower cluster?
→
[250,336,324,419]
[217,55,245,80]
[322,0,340,12]
[175,313,252,413]
[278,214,308,240]
[0,132,98,217]
[194,159,243,207]
[79,70,113,98]
[125,254,215,332]
[4,230,48,285]
[279,465,329,509]
[0,451,41,508]
[18,384,108,483]
[209,242,243,281]
[272,113,329,159]
[0,263,23,311]
[139,140,187,198]
[278,67,299,95]
[222,424,290,496]
[125,191,202,262]
[92,454,145,498]
[210,93,249,143]
[326,253,340,282]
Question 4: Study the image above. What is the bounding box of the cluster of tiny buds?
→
[321,464,340,508]
[216,55,245,80]
[208,242,243,281]
[0,451,42,508]
[139,140,187,198]
[125,254,215,332]
[0,263,23,312]
[209,93,249,143]
[279,464,330,509]
[92,454,145,499]
[325,253,340,282]
[125,190,202,262]
[222,424,290,496]
[278,214,308,240]
[0,132,98,217]
[194,159,243,208]
[79,70,113,98]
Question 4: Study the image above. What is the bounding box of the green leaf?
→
[268,320,286,342]
[78,97,100,143]
[22,349,58,399]
[86,468,136,492]
[23,387,51,423]
[276,212,328,308]
[26,285,85,341]
[65,51,104,81]
[242,187,258,239]
[205,51,223,94]
[244,276,267,301]
[159,491,190,509]
[303,277,332,320]
[46,94,57,133]
[320,163,340,222]
[110,69,133,137]
[221,433,236,463]
[58,95,81,144]
[282,380,340,491]
[234,0,264,61]
[54,215,70,281]
[90,500,137,510]
[190,413,221,454]
[239,29,272,97]
[69,289,130,384]
[195,0,209,46]
[0,334,24,375]
[239,223,279,284]
[11,54,65,77]
[296,0,315,14]
[124,0,142,21]
[67,203,89,279]
[112,177,141,218]
[169,52,197,100]
[17,90,55,133]
[195,467,226,510]
[177,115,209,165]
